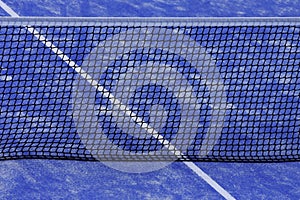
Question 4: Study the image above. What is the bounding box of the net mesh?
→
[0,18,300,162]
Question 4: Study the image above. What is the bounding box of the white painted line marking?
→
[184,162,236,200]
[0,0,19,17]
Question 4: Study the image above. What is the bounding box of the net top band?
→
[1,17,300,26]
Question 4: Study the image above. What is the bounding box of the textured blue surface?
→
[3,0,300,17]
[1,0,300,199]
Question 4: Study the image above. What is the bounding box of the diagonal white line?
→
[184,162,235,200]
[0,0,19,17]
[0,1,235,199]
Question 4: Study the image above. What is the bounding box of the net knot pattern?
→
[0,18,300,162]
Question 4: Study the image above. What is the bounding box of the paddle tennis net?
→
[0,18,300,162]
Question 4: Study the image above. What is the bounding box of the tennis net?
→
[0,17,300,162]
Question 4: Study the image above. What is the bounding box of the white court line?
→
[0,1,235,199]
[0,0,19,17]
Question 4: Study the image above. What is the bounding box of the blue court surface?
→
[1,0,300,199]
